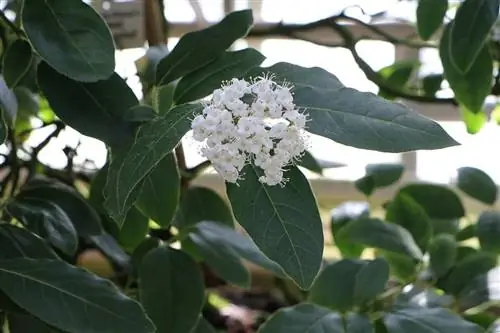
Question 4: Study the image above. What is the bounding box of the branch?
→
[27,122,65,180]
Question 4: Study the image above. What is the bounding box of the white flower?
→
[190,75,310,186]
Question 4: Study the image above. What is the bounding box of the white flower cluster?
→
[191,76,309,186]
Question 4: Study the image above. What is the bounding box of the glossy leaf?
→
[174,48,265,104]
[156,10,254,85]
[3,39,33,88]
[22,0,115,82]
[330,201,369,258]
[37,62,138,147]
[89,233,130,268]
[308,258,389,311]
[191,317,216,333]
[456,167,497,205]
[104,103,203,225]
[459,266,500,310]
[416,0,448,40]
[8,313,55,333]
[119,207,149,252]
[449,0,500,73]
[440,24,493,113]
[398,183,465,219]
[429,234,457,277]
[0,75,18,125]
[0,224,58,259]
[174,186,234,230]
[136,153,180,227]
[248,63,458,152]
[0,258,154,333]
[258,304,374,333]
[384,307,481,333]
[385,193,432,250]
[139,247,204,333]
[337,218,423,260]
[477,211,500,253]
[226,165,324,290]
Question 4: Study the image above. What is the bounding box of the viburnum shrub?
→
[0,0,497,332]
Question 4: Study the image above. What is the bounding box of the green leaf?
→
[248,62,458,153]
[8,313,56,333]
[456,224,477,242]
[378,61,418,99]
[457,246,478,262]
[337,218,423,260]
[416,0,448,40]
[7,199,78,256]
[354,176,376,197]
[136,153,180,227]
[384,307,481,333]
[0,258,154,333]
[398,183,465,219]
[226,165,324,290]
[422,74,443,96]
[131,237,160,276]
[432,218,461,236]
[136,45,170,86]
[188,226,251,288]
[124,105,157,123]
[139,247,204,333]
[37,62,138,147]
[174,186,234,230]
[119,207,149,252]
[156,10,254,85]
[460,107,486,134]
[153,84,175,114]
[449,0,499,73]
[456,167,497,205]
[459,266,500,310]
[308,259,389,311]
[330,201,369,258]
[477,211,500,253]
[385,193,432,250]
[0,75,18,125]
[190,221,285,278]
[356,164,405,196]
[0,224,58,259]
[19,181,103,236]
[429,234,457,278]
[258,304,374,333]
[440,24,492,113]
[3,39,33,88]
[298,151,332,174]
[104,103,202,225]
[438,252,497,296]
[22,0,115,82]
[383,252,419,282]
[174,49,265,104]
[89,233,130,268]
[191,317,216,333]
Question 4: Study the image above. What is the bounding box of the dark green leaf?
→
[383,252,419,282]
[119,207,149,252]
[337,218,423,260]
[384,307,481,333]
[449,0,499,73]
[429,234,457,277]
[136,153,180,227]
[396,285,454,309]
[440,24,493,113]
[188,227,250,288]
[226,165,324,290]
[477,211,500,253]
[3,39,33,88]
[378,61,418,99]
[456,167,497,205]
[19,181,103,236]
[330,201,369,258]
[124,105,156,123]
[174,186,234,230]
[37,62,138,147]
[15,86,39,118]
[248,63,458,152]
[0,224,58,259]
[8,313,55,333]
[174,49,265,104]
[0,258,154,333]
[422,74,443,96]
[438,252,497,295]
[459,266,500,310]
[190,221,285,278]
[431,218,460,235]
[366,164,404,187]
[139,247,204,333]
[398,183,465,219]
[153,84,175,114]
[131,237,160,276]
[0,75,18,125]
[89,234,130,268]
[457,246,478,261]
[416,0,448,40]
[191,317,216,333]
[136,45,170,86]
[22,0,115,82]
[156,10,253,85]
[385,193,432,250]
[308,259,388,311]
[298,150,323,174]
[354,176,375,197]
[258,303,374,333]
[104,103,203,225]
[456,224,476,242]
